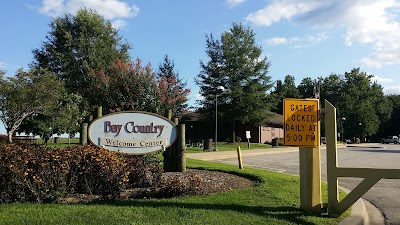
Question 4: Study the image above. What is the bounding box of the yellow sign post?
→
[284,99,319,147]
[283,98,322,213]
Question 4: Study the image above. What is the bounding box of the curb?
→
[338,196,367,225]
[338,187,384,225]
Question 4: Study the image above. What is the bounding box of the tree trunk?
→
[7,131,13,143]
[231,120,236,144]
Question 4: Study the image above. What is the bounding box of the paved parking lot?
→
[210,144,400,225]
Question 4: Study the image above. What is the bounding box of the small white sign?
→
[246,131,251,139]
[88,111,177,154]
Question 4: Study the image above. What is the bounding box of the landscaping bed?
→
[60,169,254,203]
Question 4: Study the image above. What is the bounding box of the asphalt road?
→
[213,144,400,225]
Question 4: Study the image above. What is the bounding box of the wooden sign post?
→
[283,98,321,213]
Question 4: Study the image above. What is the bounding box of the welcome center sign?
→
[88,111,177,154]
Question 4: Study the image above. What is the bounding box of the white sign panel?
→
[246,131,251,139]
[88,111,177,154]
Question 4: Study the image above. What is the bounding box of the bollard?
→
[237,146,243,169]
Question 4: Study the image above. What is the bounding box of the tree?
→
[31,8,131,112]
[332,68,391,140]
[297,77,316,99]
[382,95,400,137]
[270,75,300,114]
[318,74,343,110]
[0,68,64,142]
[157,55,190,117]
[196,23,273,143]
[103,58,161,113]
[18,93,82,143]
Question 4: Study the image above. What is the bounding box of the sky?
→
[2,0,400,135]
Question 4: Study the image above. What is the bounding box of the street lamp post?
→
[215,86,225,151]
[341,117,346,142]
[359,122,362,143]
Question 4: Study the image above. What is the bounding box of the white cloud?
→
[372,75,394,83]
[111,19,127,29]
[245,0,326,26]
[39,0,139,28]
[265,32,329,48]
[383,85,400,95]
[371,75,399,95]
[360,49,400,68]
[225,0,247,8]
[194,93,204,100]
[264,37,287,46]
[0,62,20,70]
[246,1,400,68]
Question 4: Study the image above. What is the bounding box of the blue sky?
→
[2,0,400,135]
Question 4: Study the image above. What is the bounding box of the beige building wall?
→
[259,126,284,143]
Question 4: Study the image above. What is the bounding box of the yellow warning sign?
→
[283,99,319,147]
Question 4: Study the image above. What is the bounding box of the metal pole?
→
[215,93,218,151]
[342,126,344,142]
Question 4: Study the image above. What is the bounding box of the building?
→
[182,112,284,144]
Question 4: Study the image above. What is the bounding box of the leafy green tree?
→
[334,68,391,140]
[196,23,273,143]
[297,77,316,99]
[382,95,400,137]
[318,74,343,109]
[31,8,131,112]
[0,68,64,142]
[270,75,300,114]
[18,93,82,143]
[295,69,390,141]
[157,55,190,117]
[89,58,158,114]
[18,114,55,144]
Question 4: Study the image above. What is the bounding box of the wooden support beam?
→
[338,176,381,214]
[325,100,339,216]
[337,168,400,179]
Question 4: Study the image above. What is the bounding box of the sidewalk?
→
[186,144,384,225]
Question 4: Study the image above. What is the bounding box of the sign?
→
[88,111,177,154]
[246,131,251,139]
[283,99,319,147]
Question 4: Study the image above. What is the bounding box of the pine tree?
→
[196,23,273,143]
[157,55,190,117]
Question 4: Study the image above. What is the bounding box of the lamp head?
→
[216,86,225,93]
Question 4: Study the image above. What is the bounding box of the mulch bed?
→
[59,169,254,203]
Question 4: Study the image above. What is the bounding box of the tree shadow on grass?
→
[84,200,327,225]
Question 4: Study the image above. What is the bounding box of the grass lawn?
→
[35,137,80,148]
[186,141,277,153]
[0,159,348,225]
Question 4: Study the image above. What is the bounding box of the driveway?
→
[193,144,400,225]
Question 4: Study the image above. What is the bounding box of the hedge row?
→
[0,144,134,203]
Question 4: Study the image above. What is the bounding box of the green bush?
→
[125,153,163,188]
[159,174,202,198]
[64,145,130,199]
[0,144,204,203]
[0,134,8,143]
[0,144,70,203]
[0,144,130,203]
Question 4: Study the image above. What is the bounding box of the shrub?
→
[0,144,130,203]
[0,144,70,203]
[0,134,7,143]
[64,145,130,199]
[158,173,202,198]
[125,152,163,188]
